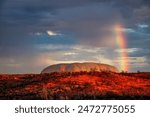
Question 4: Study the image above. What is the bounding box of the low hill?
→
[41,62,118,73]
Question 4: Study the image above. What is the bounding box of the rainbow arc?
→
[115,24,129,72]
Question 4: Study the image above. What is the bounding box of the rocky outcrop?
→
[41,62,118,73]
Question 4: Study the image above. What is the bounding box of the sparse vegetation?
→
[0,71,150,100]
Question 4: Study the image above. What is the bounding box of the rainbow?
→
[115,24,129,72]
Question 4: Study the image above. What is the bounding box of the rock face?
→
[41,62,118,73]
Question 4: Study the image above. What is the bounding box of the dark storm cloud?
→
[0,0,150,73]
[1,0,149,33]
[0,0,101,45]
[1,0,149,27]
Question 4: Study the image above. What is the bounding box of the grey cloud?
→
[1,0,150,48]
[0,0,150,73]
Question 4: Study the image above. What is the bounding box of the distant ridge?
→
[41,62,118,73]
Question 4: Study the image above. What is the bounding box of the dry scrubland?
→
[0,71,150,100]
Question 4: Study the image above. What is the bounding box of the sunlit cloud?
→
[138,24,149,28]
[64,52,78,56]
[47,30,60,36]
[115,48,140,53]
[115,56,147,62]
[72,45,105,53]
[35,44,116,68]
[36,44,105,53]
[36,44,70,51]
[121,28,135,33]
[37,52,93,65]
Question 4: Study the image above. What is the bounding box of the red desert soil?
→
[0,72,150,99]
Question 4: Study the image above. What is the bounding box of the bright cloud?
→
[64,52,78,56]
[115,48,140,53]
[47,30,60,36]
[138,24,149,28]
[121,28,135,33]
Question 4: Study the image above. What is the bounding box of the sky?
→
[0,0,150,73]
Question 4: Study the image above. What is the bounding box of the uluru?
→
[41,62,118,73]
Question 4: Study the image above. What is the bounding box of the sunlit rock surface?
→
[41,62,118,73]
